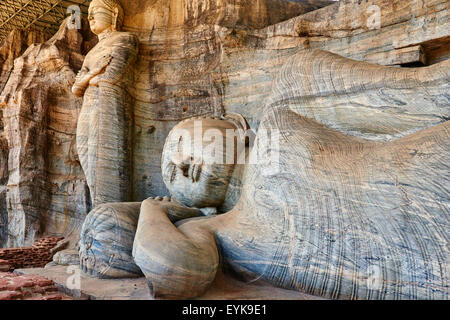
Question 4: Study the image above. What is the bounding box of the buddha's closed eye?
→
[170,163,177,183]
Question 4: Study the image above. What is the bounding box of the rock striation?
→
[0,0,448,273]
[0,18,97,247]
[0,30,46,95]
[0,30,46,248]
[131,50,449,300]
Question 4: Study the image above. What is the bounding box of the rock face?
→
[0,30,46,248]
[71,0,335,203]
[118,0,449,199]
[130,50,449,300]
[0,0,449,263]
[0,30,46,95]
[0,135,7,247]
[0,19,97,247]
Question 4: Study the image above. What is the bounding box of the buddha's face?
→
[88,0,115,35]
[162,118,239,208]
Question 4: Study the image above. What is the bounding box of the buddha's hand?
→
[88,55,112,86]
[91,54,112,75]
[143,196,202,223]
[133,198,219,299]
[72,55,112,96]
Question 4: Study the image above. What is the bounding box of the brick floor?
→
[0,272,71,300]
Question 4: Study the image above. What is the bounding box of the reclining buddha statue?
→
[78,114,250,278]
[80,49,449,300]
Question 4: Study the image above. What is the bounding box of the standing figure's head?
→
[162,114,249,209]
[88,0,124,35]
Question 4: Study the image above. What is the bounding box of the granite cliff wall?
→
[0,0,448,246]
[0,18,96,247]
[123,0,449,198]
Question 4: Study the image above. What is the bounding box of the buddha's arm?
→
[132,198,219,299]
[143,196,204,222]
[95,34,139,86]
[72,67,91,97]
[72,55,112,97]
[72,34,138,96]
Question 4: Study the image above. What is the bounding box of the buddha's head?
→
[88,0,124,35]
[162,114,249,208]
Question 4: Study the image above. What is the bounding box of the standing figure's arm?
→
[92,33,139,87]
[72,33,139,96]
[72,54,112,97]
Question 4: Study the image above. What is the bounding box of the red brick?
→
[42,285,59,292]
[3,278,32,291]
[34,278,54,287]
[0,291,23,300]
[32,286,45,294]
[43,294,62,300]
[24,296,46,300]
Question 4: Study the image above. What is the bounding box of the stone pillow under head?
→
[79,202,143,278]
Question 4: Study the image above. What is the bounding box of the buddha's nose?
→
[172,154,191,176]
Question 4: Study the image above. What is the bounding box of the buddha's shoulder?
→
[106,32,138,47]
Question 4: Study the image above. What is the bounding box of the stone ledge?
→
[15,265,323,300]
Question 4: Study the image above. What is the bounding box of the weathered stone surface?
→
[4,0,447,247]
[0,30,46,248]
[15,265,321,300]
[1,0,449,301]
[0,30,46,95]
[0,18,96,247]
[73,0,139,208]
[72,0,334,204]
[271,50,449,140]
[79,202,143,278]
[125,0,334,198]
[131,50,449,300]
[0,135,7,247]
[118,0,333,31]
[215,0,450,128]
